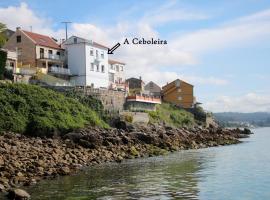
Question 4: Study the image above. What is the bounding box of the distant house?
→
[64,36,109,88]
[3,27,67,79]
[108,59,127,91]
[144,81,161,97]
[126,77,145,94]
[162,79,194,108]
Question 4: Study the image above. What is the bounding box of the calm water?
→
[7,128,270,199]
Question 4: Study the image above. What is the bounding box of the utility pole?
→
[61,21,72,40]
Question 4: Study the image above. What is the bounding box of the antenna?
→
[30,26,32,32]
[61,21,72,40]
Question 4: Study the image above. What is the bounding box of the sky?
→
[0,0,270,113]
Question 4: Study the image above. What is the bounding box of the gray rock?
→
[7,188,30,200]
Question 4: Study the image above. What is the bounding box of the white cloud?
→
[0,2,269,92]
[173,9,270,53]
[204,93,270,113]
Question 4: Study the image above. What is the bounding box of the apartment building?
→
[162,79,194,108]
[108,59,126,91]
[3,27,67,76]
[64,36,109,88]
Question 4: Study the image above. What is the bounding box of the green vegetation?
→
[147,103,194,127]
[0,50,7,80]
[0,22,7,48]
[0,83,108,136]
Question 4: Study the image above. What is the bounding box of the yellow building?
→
[162,79,194,108]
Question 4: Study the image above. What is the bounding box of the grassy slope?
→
[148,103,195,127]
[0,83,108,136]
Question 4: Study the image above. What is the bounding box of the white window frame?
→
[90,63,94,71]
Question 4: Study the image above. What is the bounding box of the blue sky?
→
[0,0,270,112]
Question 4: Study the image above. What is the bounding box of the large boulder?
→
[7,189,30,200]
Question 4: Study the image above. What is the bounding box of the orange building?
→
[162,79,194,108]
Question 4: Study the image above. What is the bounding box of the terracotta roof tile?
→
[22,30,62,49]
[108,59,126,65]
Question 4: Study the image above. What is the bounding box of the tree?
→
[0,22,7,48]
[0,50,7,79]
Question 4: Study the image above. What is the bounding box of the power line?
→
[61,21,72,40]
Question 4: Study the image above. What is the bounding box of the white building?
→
[64,36,109,88]
[108,59,126,91]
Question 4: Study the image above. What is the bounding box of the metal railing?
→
[48,66,71,75]
[39,54,64,61]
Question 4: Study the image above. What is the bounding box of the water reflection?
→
[4,128,270,200]
[28,151,204,200]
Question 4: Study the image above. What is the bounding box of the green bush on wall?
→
[0,83,108,136]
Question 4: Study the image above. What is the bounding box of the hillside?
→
[0,83,108,136]
[214,112,270,127]
[147,103,195,127]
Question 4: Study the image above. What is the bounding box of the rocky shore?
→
[0,125,252,199]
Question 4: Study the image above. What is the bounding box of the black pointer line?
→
[108,43,121,54]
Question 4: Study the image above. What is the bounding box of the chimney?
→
[16,27,21,31]
[139,76,141,80]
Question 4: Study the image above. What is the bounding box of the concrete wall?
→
[124,101,156,111]
[85,44,108,88]
[65,36,109,88]
[67,43,86,86]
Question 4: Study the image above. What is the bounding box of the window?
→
[178,88,182,92]
[48,50,53,54]
[121,66,124,71]
[101,65,105,73]
[17,48,22,56]
[110,65,114,70]
[116,65,119,72]
[90,49,94,56]
[178,96,182,101]
[40,48,44,58]
[16,35,21,43]
[90,63,94,71]
[109,73,114,82]
[175,80,180,87]
[96,50,98,58]
[96,64,99,72]
[74,37,77,43]
[101,51,104,59]
[42,62,46,68]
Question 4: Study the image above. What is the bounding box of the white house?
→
[108,59,126,91]
[64,36,109,88]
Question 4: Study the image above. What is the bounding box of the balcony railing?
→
[39,53,64,61]
[48,66,71,75]
[15,67,37,75]
[126,95,161,104]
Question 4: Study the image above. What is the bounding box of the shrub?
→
[0,50,7,80]
[147,103,194,127]
[0,83,108,136]
[124,114,133,123]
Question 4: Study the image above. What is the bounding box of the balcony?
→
[15,67,37,75]
[48,66,71,75]
[39,53,64,61]
[126,95,161,104]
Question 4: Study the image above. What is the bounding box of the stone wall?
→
[44,86,126,112]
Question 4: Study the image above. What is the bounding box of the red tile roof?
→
[109,59,126,65]
[22,30,62,49]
